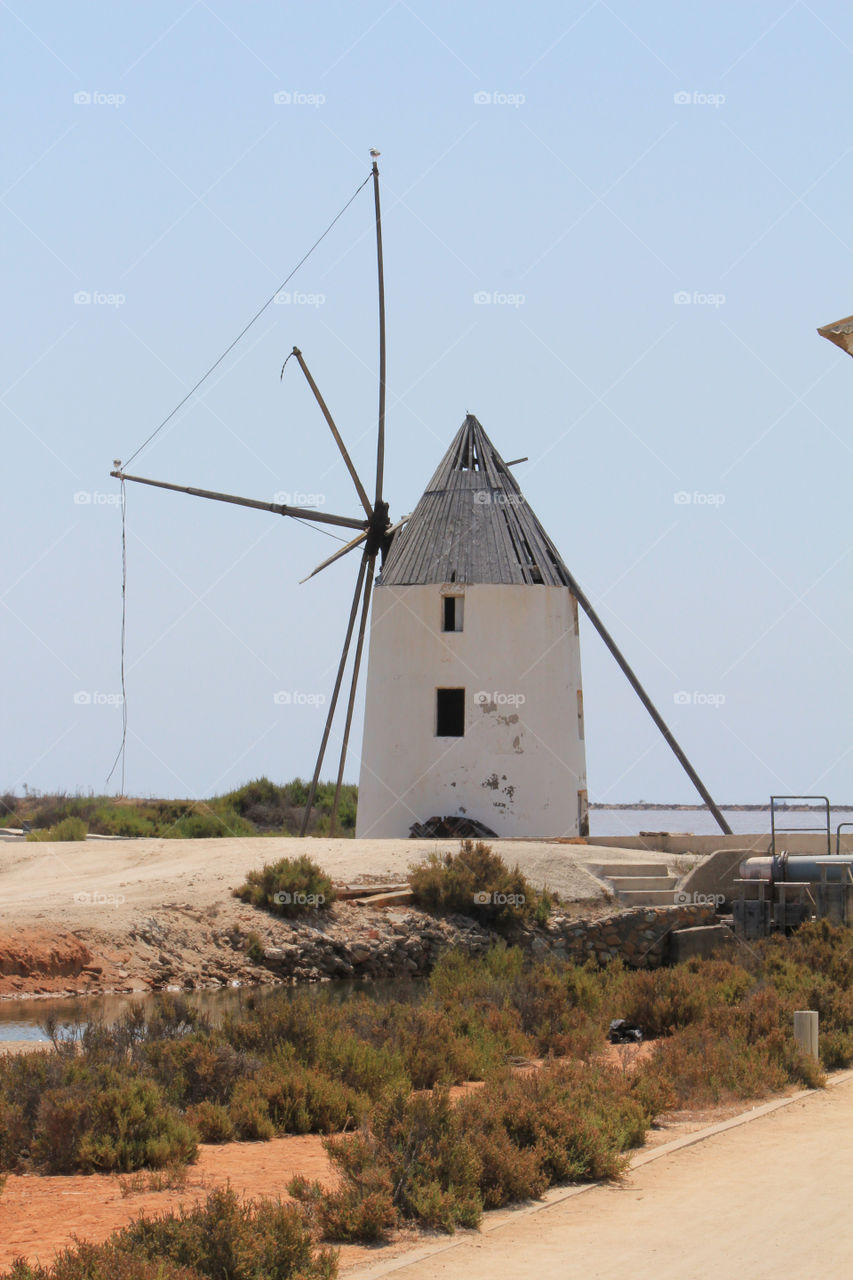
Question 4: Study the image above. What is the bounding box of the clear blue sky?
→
[2,0,852,805]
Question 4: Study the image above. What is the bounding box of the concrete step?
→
[594,862,672,878]
[608,875,677,892]
[614,888,680,907]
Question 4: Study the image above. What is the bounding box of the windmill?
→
[112,153,732,838]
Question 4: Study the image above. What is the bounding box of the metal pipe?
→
[740,855,853,883]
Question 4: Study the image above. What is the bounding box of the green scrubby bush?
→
[117,1187,337,1280]
[408,840,541,930]
[25,816,87,842]
[0,1187,338,1280]
[5,924,853,1190]
[233,854,336,916]
[299,1060,649,1242]
[1,1242,202,1280]
[5,779,357,839]
[0,1053,196,1175]
[162,809,254,839]
[185,1100,235,1144]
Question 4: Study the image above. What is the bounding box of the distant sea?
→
[589,807,853,839]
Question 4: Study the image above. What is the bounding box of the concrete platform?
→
[669,924,732,962]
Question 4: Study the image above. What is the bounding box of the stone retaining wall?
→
[261,911,495,982]
[259,903,717,982]
[532,903,718,968]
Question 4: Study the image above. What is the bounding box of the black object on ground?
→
[608,1018,644,1044]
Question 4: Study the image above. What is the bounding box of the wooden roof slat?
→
[380,415,572,588]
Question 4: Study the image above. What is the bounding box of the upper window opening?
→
[442,594,464,632]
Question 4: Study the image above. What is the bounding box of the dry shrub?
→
[408,841,539,929]
[233,854,335,917]
[110,1187,336,1280]
[1,1242,201,1279]
[185,1101,234,1144]
[613,965,710,1037]
[304,1061,649,1241]
[324,1090,483,1235]
[289,1169,397,1243]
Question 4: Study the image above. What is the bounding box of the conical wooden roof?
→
[379,415,573,587]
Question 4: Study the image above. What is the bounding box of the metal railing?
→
[770,795,831,858]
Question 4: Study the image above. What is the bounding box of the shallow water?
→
[590,805,853,839]
[0,976,411,1041]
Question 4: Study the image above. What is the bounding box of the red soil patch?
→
[0,1136,335,1269]
[0,1048,659,1269]
[0,929,95,994]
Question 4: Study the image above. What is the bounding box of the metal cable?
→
[120,172,372,470]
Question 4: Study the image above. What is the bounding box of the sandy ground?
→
[0,835,663,930]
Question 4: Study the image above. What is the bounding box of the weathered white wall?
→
[356,582,587,838]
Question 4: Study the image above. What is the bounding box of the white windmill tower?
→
[356,415,589,838]
[111,153,733,840]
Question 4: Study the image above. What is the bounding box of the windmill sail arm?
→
[290,348,373,520]
[109,470,367,531]
[300,529,368,582]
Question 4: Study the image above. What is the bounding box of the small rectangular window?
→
[441,594,464,632]
[436,688,465,737]
[443,596,455,631]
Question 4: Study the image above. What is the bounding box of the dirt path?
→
[343,1073,853,1280]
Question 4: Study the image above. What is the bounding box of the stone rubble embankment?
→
[0,901,718,999]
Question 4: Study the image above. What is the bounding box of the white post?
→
[793,1010,819,1060]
